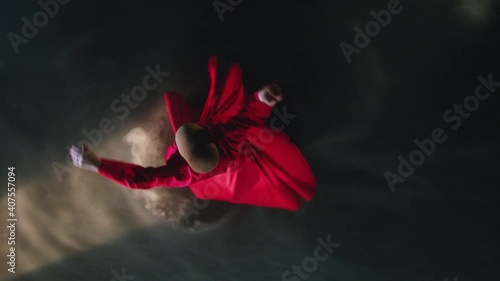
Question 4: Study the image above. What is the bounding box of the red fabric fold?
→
[98,56,317,211]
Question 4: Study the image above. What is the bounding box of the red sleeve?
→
[229,91,272,129]
[97,157,194,190]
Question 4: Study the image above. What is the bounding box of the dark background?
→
[1,0,499,280]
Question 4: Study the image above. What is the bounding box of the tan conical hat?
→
[175,123,219,173]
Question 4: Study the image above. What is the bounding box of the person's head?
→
[175,123,219,173]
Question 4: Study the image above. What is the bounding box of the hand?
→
[70,144,101,172]
[258,83,284,107]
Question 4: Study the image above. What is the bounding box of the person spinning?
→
[70,57,316,211]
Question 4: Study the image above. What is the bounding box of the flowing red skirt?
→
[164,57,317,211]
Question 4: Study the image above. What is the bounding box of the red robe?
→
[98,57,317,211]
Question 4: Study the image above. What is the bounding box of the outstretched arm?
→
[70,144,101,172]
[230,83,284,128]
[70,145,193,189]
